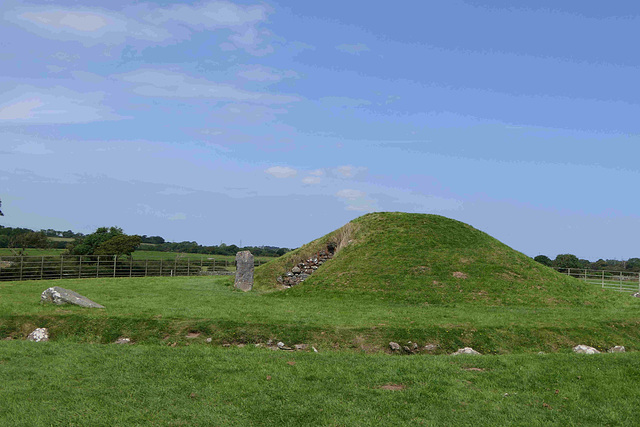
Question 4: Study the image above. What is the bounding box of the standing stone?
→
[234,251,254,291]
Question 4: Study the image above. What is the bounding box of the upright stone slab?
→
[234,251,254,291]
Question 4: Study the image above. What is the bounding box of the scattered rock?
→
[294,344,309,351]
[424,343,438,352]
[451,347,481,356]
[277,341,293,351]
[41,286,105,308]
[280,247,334,287]
[389,342,401,351]
[572,345,600,354]
[27,328,49,342]
[632,292,640,298]
[185,332,201,339]
[205,337,212,343]
[312,346,318,353]
[608,346,626,353]
[234,251,254,291]
[114,337,131,344]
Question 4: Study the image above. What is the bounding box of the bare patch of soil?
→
[452,271,468,279]
[378,383,406,391]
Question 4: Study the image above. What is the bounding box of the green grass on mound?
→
[256,212,611,308]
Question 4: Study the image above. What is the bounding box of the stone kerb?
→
[234,251,254,292]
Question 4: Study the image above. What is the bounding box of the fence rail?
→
[555,267,640,293]
[0,255,266,282]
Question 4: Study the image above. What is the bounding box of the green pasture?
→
[2,341,638,426]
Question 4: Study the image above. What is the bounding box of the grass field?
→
[2,341,639,426]
[0,248,275,264]
[2,212,640,425]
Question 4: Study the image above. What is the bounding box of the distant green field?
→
[0,248,275,264]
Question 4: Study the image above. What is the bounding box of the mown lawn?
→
[1,341,638,426]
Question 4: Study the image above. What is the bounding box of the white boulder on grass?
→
[451,347,481,356]
[573,345,600,354]
[608,346,626,353]
[27,328,49,342]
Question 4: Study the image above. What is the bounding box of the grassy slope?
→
[258,212,615,307]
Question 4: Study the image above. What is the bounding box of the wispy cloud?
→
[5,1,271,52]
[116,69,299,105]
[265,166,298,178]
[237,65,299,82]
[0,86,119,124]
[334,165,367,178]
[336,43,371,55]
[335,189,376,211]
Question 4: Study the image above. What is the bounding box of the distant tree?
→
[533,255,553,266]
[626,258,640,272]
[95,234,142,258]
[553,254,582,269]
[592,259,607,270]
[10,231,49,249]
[66,227,124,256]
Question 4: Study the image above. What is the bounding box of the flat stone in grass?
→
[608,346,626,353]
[234,251,254,292]
[41,286,105,308]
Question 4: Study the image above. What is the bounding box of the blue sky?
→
[1,0,639,261]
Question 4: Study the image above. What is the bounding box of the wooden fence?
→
[555,267,640,293]
[0,255,266,282]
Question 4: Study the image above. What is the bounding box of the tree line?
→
[534,254,640,272]
[0,225,291,258]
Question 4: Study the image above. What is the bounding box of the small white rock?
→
[451,347,481,356]
[608,345,626,353]
[27,328,49,342]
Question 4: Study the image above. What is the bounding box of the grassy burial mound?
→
[256,212,615,307]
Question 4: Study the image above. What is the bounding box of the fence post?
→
[602,270,605,289]
[187,259,190,276]
[19,256,23,281]
[145,259,148,277]
[129,257,133,278]
[60,255,63,279]
[619,271,622,292]
[97,256,100,278]
[113,255,117,277]
[78,256,82,278]
[40,256,44,280]
[160,259,163,277]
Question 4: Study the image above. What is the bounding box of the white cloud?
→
[302,176,322,185]
[334,165,366,178]
[0,86,119,124]
[7,7,169,46]
[5,1,271,52]
[265,166,298,178]
[117,70,299,105]
[13,142,52,155]
[336,43,371,55]
[335,189,375,212]
[336,189,367,200]
[309,169,325,177]
[237,65,299,82]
